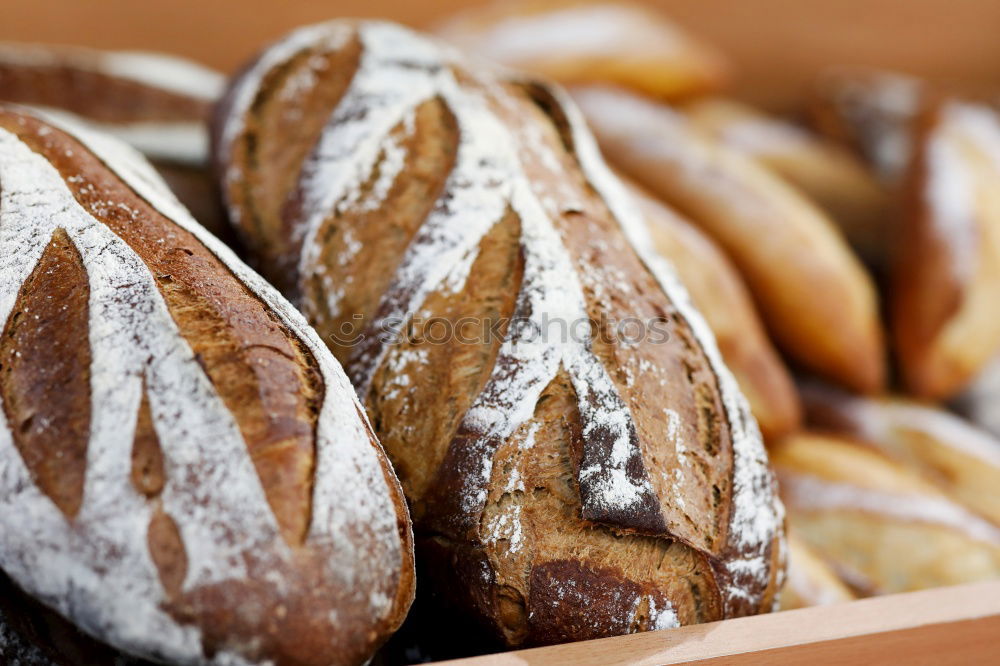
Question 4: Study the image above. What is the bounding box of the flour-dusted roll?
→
[216,20,785,647]
[802,380,1000,525]
[773,433,1000,594]
[684,97,890,267]
[892,99,1000,400]
[572,84,885,394]
[0,107,414,666]
[625,178,800,441]
[434,0,728,101]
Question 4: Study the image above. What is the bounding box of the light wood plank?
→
[434,581,1000,665]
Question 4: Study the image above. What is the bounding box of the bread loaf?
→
[773,432,1000,594]
[572,84,885,394]
[802,380,1000,525]
[0,42,230,241]
[0,106,413,666]
[892,99,1000,399]
[684,97,890,267]
[434,0,728,101]
[625,178,800,441]
[216,20,785,647]
[779,533,854,610]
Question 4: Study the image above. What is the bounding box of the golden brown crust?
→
[573,84,885,394]
[433,0,728,101]
[625,177,800,441]
[0,107,413,666]
[216,20,784,647]
[0,228,91,519]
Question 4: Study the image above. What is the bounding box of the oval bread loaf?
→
[216,20,786,647]
[0,107,413,666]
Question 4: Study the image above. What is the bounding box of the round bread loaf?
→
[216,20,785,647]
[0,106,413,666]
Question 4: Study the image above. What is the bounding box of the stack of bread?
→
[0,1,995,664]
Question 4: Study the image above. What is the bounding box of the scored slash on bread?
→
[215,19,786,646]
[624,176,801,441]
[571,84,885,395]
[0,107,413,666]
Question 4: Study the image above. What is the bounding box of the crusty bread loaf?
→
[684,97,890,268]
[216,20,785,647]
[892,99,1000,400]
[802,380,1000,525]
[779,533,854,610]
[773,432,1000,595]
[572,84,885,394]
[434,0,728,101]
[625,177,800,441]
[0,106,413,666]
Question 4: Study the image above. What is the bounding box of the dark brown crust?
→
[0,227,91,519]
[0,107,413,666]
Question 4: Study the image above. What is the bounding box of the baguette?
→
[773,432,1000,594]
[625,177,800,441]
[892,99,1000,399]
[684,97,890,267]
[572,84,885,394]
[216,20,785,647]
[0,106,413,666]
[434,0,728,100]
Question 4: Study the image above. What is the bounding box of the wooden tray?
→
[438,581,1000,665]
[4,2,999,664]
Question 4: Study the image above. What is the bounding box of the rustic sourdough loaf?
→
[0,107,413,666]
[215,20,785,647]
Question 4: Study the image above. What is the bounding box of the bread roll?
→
[572,85,884,394]
[892,100,1000,399]
[216,20,785,647]
[684,97,890,267]
[0,107,413,666]
[779,533,854,610]
[802,380,1000,525]
[808,67,923,182]
[626,178,800,441]
[773,433,1000,594]
[434,0,727,100]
